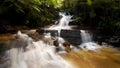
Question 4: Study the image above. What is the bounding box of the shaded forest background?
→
[0,0,120,34]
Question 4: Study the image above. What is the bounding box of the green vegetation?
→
[63,0,120,31]
[0,0,120,33]
[0,0,63,28]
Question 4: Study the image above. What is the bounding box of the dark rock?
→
[37,29,81,45]
[61,30,80,38]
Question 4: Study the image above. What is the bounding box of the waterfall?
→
[80,30,100,50]
[80,30,92,43]
[48,12,72,30]
[47,12,72,37]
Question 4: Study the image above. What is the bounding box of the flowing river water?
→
[0,12,120,68]
[0,30,120,68]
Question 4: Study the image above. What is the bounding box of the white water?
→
[80,30,92,43]
[3,31,72,68]
[48,12,72,30]
[80,30,100,50]
[44,12,73,51]
[44,12,74,52]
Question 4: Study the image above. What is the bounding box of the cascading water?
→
[80,30,100,50]
[44,12,73,52]
[1,31,72,68]
[1,11,120,68]
[80,30,92,43]
[48,12,73,30]
[47,12,73,37]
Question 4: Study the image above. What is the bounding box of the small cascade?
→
[2,31,72,68]
[80,30,100,50]
[46,12,73,37]
[80,30,92,43]
[48,12,73,30]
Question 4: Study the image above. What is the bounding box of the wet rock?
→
[37,29,81,45]
[63,41,71,53]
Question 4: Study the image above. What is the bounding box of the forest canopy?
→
[0,0,120,32]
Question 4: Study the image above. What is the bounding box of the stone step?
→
[37,29,81,45]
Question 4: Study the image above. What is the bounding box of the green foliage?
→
[62,0,120,32]
[87,0,92,6]
[46,0,63,8]
[89,10,96,18]
[0,0,120,32]
[92,0,120,30]
[0,0,63,27]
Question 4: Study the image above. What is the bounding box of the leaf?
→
[87,0,92,6]
[115,22,120,28]
[90,10,96,18]
[32,5,40,12]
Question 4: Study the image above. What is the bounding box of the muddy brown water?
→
[0,33,120,68]
[61,47,120,68]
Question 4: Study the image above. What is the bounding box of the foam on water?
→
[48,12,72,30]
[80,30,100,50]
[3,31,72,68]
[80,42,100,50]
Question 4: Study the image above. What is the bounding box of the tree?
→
[0,0,63,27]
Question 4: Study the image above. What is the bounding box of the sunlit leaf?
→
[32,5,40,12]
[87,0,92,6]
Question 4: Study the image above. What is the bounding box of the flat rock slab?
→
[37,29,81,45]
